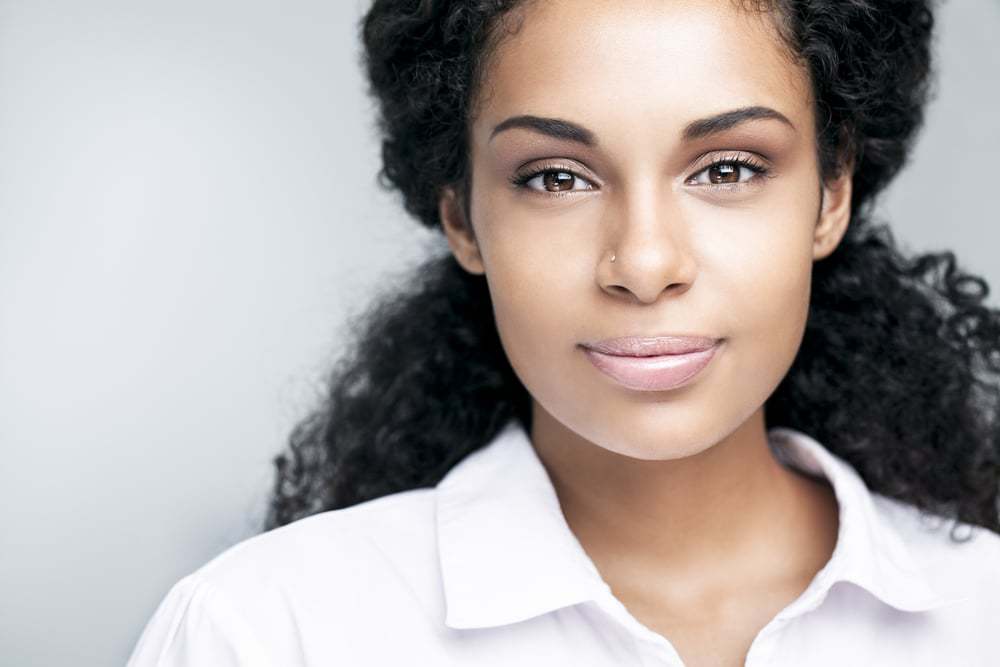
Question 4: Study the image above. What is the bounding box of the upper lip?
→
[581,335,721,357]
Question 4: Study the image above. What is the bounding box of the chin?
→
[574,405,736,461]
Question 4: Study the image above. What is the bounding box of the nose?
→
[597,180,697,304]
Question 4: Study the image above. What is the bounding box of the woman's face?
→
[441,0,852,459]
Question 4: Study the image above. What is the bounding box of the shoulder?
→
[196,487,442,611]
[202,487,438,588]
[128,488,442,666]
[871,492,1000,608]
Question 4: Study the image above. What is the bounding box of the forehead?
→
[473,0,812,143]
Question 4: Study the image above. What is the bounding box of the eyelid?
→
[684,150,772,180]
[510,151,772,196]
[510,160,600,194]
[681,151,775,194]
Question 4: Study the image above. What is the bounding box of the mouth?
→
[579,335,723,392]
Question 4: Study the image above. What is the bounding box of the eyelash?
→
[509,153,772,197]
[510,161,594,196]
[686,153,771,187]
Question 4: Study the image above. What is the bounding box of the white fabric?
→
[128,420,1000,666]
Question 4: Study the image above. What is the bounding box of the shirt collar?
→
[765,427,967,615]
[435,419,963,630]
[436,419,608,629]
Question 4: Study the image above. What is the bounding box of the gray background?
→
[1,1,997,665]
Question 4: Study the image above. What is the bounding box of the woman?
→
[129,0,1000,665]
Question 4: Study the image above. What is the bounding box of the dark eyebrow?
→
[489,106,793,146]
[489,115,596,146]
[682,106,794,140]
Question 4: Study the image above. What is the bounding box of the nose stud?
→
[610,252,616,263]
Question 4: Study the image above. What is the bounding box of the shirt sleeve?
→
[126,574,274,667]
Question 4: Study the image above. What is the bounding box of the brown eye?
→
[708,163,739,184]
[543,171,576,191]
[517,167,595,194]
[686,158,766,188]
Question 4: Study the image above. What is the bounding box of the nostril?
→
[605,285,631,298]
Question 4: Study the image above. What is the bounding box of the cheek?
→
[472,192,600,395]
[481,227,593,353]
[692,190,817,383]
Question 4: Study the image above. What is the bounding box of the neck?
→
[529,404,838,594]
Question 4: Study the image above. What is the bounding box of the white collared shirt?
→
[128,420,1000,666]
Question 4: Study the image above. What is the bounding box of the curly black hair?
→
[265,0,1000,540]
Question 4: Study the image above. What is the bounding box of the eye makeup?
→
[509,160,599,198]
[683,150,776,193]
[507,149,775,199]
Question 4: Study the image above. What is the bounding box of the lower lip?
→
[582,342,722,392]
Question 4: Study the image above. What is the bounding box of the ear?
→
[439,184,485,275]
[812,168,853,261]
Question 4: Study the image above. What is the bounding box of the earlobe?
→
[813,170,853,261]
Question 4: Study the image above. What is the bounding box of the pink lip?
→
[580,336,723,392]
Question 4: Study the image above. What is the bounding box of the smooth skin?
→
[440,1,849,665]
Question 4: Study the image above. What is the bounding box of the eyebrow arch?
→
[682,106,794,140]
[489,115,596,146]
[489,105,794,146]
